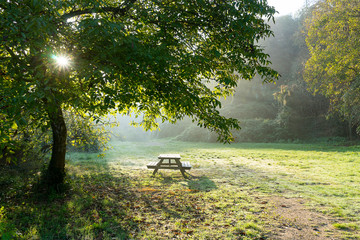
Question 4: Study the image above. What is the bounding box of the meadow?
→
[1,140,359,239]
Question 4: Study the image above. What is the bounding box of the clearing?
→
[0,140,359,239]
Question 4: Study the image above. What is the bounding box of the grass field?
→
[1,140,360,239]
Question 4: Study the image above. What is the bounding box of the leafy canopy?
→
[304,0,360,129]
[1,0,278,143]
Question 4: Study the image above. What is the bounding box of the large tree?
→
[304,0,360,137]
[0,0,278,187]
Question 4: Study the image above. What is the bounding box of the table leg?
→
[175,159,187,178]
[152,159,164,176]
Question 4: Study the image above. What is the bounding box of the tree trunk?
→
[44,102,67,189]
[348,119,353,141]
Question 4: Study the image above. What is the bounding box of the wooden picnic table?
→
[147,154,191,178]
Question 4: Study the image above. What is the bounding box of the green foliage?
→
[0,0,278,144]
[0,117,49,166]
[156,14,347,143]
[1,0,279,185]
[233,119,281,142]
[0,206,17,239]
[273,84,345,139]
[0,110,107,168]
[65,111,110,153]
[304,0,360,135]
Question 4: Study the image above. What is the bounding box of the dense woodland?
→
[157,3,360,143]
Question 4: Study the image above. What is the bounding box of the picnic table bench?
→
[147,154,191,178]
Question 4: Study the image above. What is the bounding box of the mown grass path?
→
[1,140,359,239]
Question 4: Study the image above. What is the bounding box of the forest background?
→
[131,7,360,144]
[1,0,359,166]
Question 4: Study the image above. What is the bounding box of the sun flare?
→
[52,55,70,67]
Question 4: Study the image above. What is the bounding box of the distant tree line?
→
[157,0,360,142]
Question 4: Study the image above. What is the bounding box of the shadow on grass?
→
[187,176,217,192]
[134,178,213,221]
[1,162,215,239]
[156,172,217,192]
[0,163,138,239]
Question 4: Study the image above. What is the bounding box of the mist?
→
[105,115,157,142]
[106,14,352,143]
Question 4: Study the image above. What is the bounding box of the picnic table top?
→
[158,154,181,159]
[148,154,190,178]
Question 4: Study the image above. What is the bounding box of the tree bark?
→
[44,102,67,189]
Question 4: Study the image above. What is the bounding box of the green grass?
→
[1,140,360,239]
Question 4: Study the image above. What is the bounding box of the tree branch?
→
[62,0,137,20]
